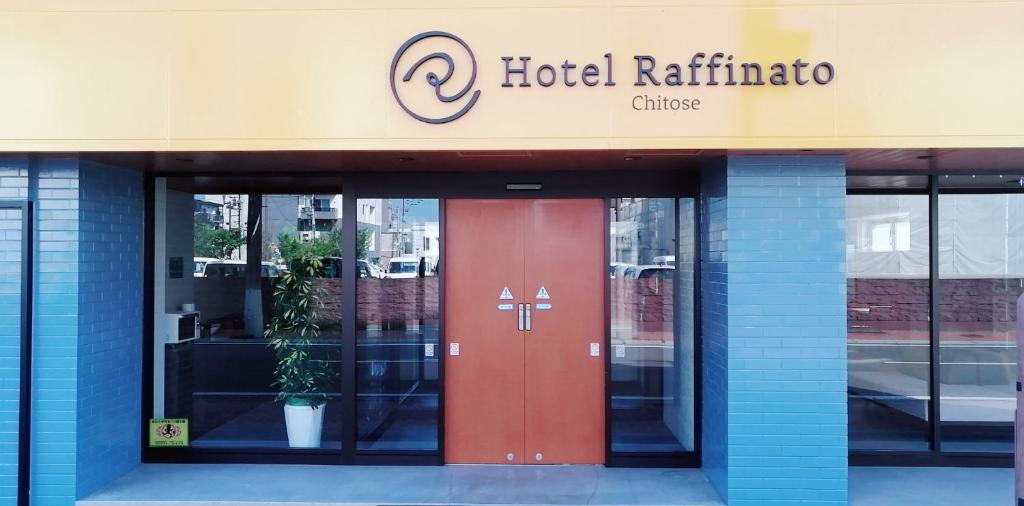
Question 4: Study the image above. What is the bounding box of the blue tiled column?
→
[0,159,29,503]
[75,162,142,498]
[701,156,848,506]
[31,158,81,506]
[0,158,142,506]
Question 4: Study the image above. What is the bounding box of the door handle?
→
[518,303,525,331]
[524,303,532,331]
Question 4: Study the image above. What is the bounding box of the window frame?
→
[847,173,1016,468]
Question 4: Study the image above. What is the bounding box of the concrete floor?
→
[849,466,1013,506]
[77,464,1014,505]
[77,464,723,505]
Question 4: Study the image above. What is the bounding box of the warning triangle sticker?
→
[499,287,514,300]
[536,286,550,299]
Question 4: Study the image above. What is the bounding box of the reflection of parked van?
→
[624,265,674,279]
[652,255,676,267]
[609,262,632,279]
[202,260,282,278]
[194,257,218,277]
[386,257,422,279]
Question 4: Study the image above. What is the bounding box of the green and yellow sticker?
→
[149,419,188,447]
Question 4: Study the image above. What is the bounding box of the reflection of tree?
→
[194,221,246,259]
[276,229,372,264]
[278,232,341,265]
[356,229,371,260]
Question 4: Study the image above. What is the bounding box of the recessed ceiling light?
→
[397,157,415,163]
[624,156,641,161]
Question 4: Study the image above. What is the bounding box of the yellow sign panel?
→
[0,1,1020,151]
[149,418,189,447]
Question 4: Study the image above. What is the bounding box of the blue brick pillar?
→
[32,159,83,506]
[75,162,142,497]
[0,160,29,503]
[701,156,848,506]
[0,158,142,506]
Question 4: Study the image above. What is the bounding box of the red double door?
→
[444,199,605,465]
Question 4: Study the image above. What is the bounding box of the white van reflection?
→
[194,256,218,278]
[652,255,675,267]
[385,256,424,279]
[201,260,283,278]
[623,265,674,279]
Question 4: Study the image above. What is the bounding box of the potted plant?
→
[265,256,334,448]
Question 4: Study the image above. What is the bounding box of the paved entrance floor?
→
[77,464,723,505]
[78,464,1013,505]
[849,466,1013,506]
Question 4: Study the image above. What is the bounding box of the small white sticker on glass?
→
[615,345,626,358]
[424,344,434,357]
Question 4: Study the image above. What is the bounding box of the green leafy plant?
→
[265,256,334,407]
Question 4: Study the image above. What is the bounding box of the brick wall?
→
[0,158,144,505]
[33,158,82,506]
[700,160,730,499]
[849,277,1024,331]
[75,162,142,498]
[0,159,29,503]
[702,156,848,505]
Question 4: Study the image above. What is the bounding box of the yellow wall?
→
[0,0,1021,151]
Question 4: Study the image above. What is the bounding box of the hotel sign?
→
[390,31,835,124]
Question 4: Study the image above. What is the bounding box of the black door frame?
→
[142,167,702,467]
[0,200,33,506]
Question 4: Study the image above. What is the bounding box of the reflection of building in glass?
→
[193,197,223,226]
[296,195,342,240]
[610,198,673,265]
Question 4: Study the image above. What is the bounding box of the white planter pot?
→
[284,403,325,448]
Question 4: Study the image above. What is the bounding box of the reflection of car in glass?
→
[386,257,422,279]
[319,258,384,279]
[194,257,218,277]
[624,265,674,279]
[361,260,385,279]
[202,260,282,278]
[652,255,676,267]
[609,262,632,279]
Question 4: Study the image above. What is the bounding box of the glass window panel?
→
[609,197,694,454]
[356,199,440,451]
[847,194,931,451]
[938,194,1020,452]
[155,180,343,450]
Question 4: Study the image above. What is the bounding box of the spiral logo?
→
[390,31,481,124]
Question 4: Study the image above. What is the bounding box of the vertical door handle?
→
[525,303,532,331]
[518,303,525,331]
